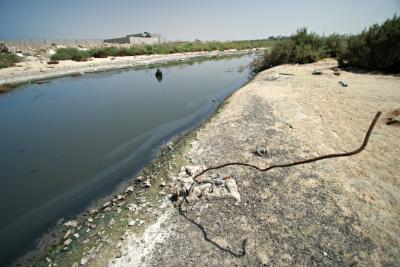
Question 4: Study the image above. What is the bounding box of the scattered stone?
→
[109,218,116,227]
[128,219,136,226]
[176,175,241,207]
[312,70,323,75]
[214,177,224,186]
[125,185,134,194]
[45,257,52,263]
[339,81,348,87]
[80,257,88,265]
[64,220,78,228]
[166,141,173,149]
[225,178,241,202]
[254,147,268,157]
[135,176,144,182]
[386,108,400,125]
[128,203,137,212]
[64,238,72,246]
[71,262,79,267]
[142,179,151,188]
[63,229,72,239]
[159,191,166,196]
[103,201,111,208]
[117,194,124,201]
[73,233,80,239]
[160,181,166,187]
[87,217,94,223]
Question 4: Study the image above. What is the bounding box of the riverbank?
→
[17,59,400,266]
[0,49,260,92]
[145,59,400,266]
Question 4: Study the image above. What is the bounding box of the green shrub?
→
[51,48,89,61]
[252,28,327,72]
[339,15,400,72]
[0,53,22,69]
[51,39,276,62]
[324,34,347,58]
[90,48,109,58]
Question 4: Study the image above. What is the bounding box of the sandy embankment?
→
[130,59,399,266]
[0,49,255,88]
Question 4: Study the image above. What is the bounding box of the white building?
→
[104,32,162,45]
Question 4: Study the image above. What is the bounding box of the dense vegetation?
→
[339,15,400,72]
[253,16,399,73]
[251,28,346,72]
[0,53,21,69]
[50,39,277,61]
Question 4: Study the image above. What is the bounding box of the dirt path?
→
[118,59,400,266]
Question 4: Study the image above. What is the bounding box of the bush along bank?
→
[0,53,22,69]
[50,39,277,62]
[339,15,400,72]
[252,15,399,73]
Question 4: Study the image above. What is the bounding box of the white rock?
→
[225,178,241,202]
[87,217,94,223]
[89,209,98,215]
[128,220,136,226]
[64,220,79,228]
[80,257,88,265]
[64,238,72,246]
[125,186,134,194]
[73,233,80,239]
[63,229,72,239]
[142,179,151,188]
[128,203,137,212]
[103,201,111,208]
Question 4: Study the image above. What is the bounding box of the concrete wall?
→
[103,36,130,44]
[129,36,161,45]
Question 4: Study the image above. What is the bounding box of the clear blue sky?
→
[0,0,399,40]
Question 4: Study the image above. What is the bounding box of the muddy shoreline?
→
[0,49,261,93]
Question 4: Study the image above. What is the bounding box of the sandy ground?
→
[0,49,254,88]
[112,59,400,266]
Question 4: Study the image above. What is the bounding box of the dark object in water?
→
[155,68,163,82]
